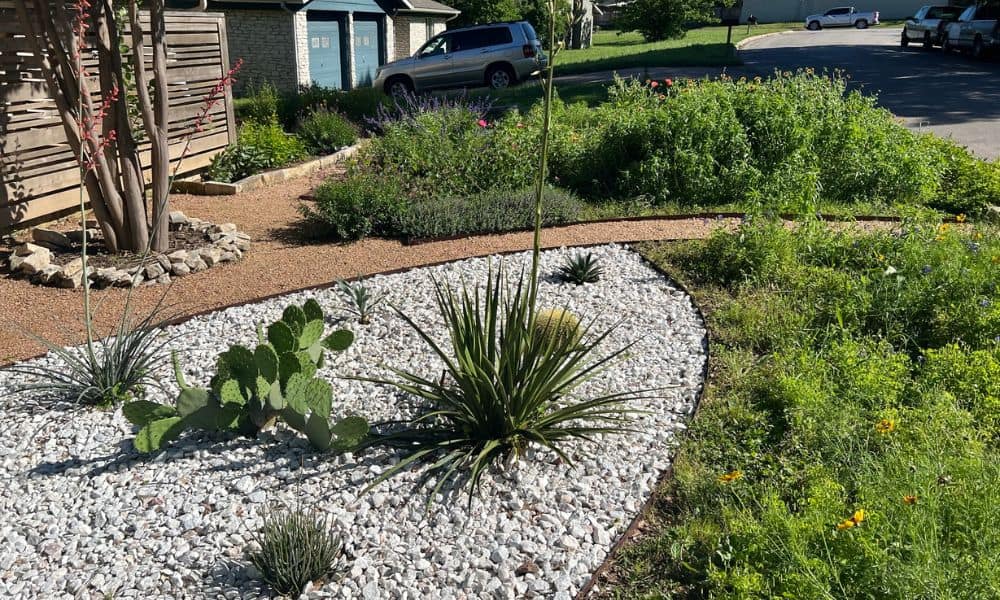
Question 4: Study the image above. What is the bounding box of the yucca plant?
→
[362,265,649,508]
[9,299,175,407]
[337,279,385,325]
[558,252,604,285]
[248,505,342,597]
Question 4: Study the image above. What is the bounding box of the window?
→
[521,22,538,41]
[826,8,850,16]
[419,33,450,56]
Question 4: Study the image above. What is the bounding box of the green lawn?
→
[555,23,798,76]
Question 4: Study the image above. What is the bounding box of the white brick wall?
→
[224,9,299,94]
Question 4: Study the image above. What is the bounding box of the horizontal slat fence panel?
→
[0,6,236,230]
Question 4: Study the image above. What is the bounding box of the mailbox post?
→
[718,1,744,47]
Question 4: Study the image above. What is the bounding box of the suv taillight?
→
[523,44,536,58]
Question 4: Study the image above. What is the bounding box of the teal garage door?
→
[307,14,344,89]
[352,18,381,87]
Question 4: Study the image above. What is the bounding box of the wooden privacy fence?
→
[0,6,236,231]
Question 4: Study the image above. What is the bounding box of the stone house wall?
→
[223,9,301,94]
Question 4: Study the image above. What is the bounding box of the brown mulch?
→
[0,169,883,366]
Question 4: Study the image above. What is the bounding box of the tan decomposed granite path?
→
[0,169,886,366]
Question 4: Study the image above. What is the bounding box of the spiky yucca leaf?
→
[360,263,654,509]
[9,298,176,407]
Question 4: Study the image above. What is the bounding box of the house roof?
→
[398,0,459,15]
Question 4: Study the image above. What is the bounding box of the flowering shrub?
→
[621,219,1000,598]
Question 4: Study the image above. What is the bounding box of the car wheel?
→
[972,35,984,59]
[900,30,909,47]
[385,76,413,97]
[923,31,933,49]
[486,65,515,90]
[807,21,821,31]
[855,19,868,29]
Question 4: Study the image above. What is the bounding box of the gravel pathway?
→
[0,245,707,599]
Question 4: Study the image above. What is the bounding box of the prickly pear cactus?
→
[125,298,366,453]
[533,307,583,348]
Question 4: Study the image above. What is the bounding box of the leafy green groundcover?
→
[612,217,1000,598]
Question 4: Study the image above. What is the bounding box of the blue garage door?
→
[307,15,344,89]
[352,18,381,87]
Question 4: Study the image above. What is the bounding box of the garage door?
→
[353,18,381,87]
[307,14,345,89]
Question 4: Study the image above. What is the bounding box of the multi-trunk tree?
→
[13,0,172,253]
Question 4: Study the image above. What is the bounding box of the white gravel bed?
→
[0,244,707,600]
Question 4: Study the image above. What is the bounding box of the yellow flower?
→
[903,495,918,505]
[876,253,885,262]
[875,418,896,434]
[718,470,743,484]
[837,508,867,531]
[974,232,983,240]
[993,255,1000,265]
[938,223,951,232]
[956,214,967,223]
[935,235,945,242]
[836,519,855,531]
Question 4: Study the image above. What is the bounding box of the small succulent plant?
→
[533,307,583,348]
[558,252,604,285]
[337,279,385,325]
[248,506,342,598]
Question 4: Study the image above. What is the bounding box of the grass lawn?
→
[606,218,1000,597]
[555,23,797,76]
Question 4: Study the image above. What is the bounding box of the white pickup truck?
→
[805,7,881,30]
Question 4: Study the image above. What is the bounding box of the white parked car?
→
[942,3,1000,59]
[901,5,964,48]
[805,6,881,30]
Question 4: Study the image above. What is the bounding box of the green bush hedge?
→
[297,108,358,156]
[302,71,1000,242]
[207,121,306,183]
[624,218,1000,598]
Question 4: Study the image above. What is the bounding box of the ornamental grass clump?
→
[337,279,385,325]
[248,506,342,598]
[9,302,175,407]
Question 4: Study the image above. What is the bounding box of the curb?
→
[171,142,364,196]
[735,28,798,50]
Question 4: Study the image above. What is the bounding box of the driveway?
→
[739,28,1000,158]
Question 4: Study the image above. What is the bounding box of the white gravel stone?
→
[0,244,706,598]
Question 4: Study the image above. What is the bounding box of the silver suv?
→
[372,21,547,95]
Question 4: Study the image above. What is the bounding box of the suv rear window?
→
[521,22,539,41]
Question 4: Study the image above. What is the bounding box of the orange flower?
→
[665,78,673,88]
[718,470,743,484]
[650,81,659,88]
[903,495,918,505]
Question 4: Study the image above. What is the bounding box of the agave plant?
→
[9,299,175,407]
[558,252,605,285]
[337,279,385,325]
[361,264,650,508]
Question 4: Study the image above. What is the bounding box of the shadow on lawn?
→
[558,43,741,76]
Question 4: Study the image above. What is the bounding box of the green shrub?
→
[300,173,405,241]
[248,507,343,598]
[297,108,358,156]
[395,186,582,240]
[277,84,391,130]
[239,81,281,125]
[207,121,306,183]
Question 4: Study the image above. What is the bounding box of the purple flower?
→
[981,299,992,308]
[921,265,932,275]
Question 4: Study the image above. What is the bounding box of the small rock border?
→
[4,211,250,289]
[171,143,363,196]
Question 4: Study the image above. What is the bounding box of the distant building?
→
[205,0,459,94]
